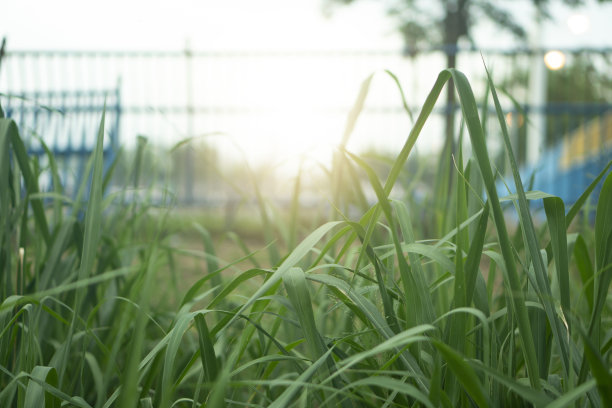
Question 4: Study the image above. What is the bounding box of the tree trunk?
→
[443,0,469,158]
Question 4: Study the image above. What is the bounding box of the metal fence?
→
[0,46,610,206]
[1,89,120,197]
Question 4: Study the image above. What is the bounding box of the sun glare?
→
[544,50,566,70]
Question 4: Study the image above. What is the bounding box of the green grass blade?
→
[341,73,373,147]
[579,326,612,406]
[543,197,570,328]
[192,223,222,295]
[347,150,433,327]
[58,108,107,386]
[433,340,489,407]
[384,70,414,123]
[0,118,50,245]
[283,267,327,361]
[194,313,219,383]
[224,221,342,330]
[565,160,612,226]
[574,235,594,312]
[24,366,61,408]
[450,67,541,387]
[590,170,612,339]
[268,347,335,408]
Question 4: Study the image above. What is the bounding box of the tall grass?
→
[1,66,611,407]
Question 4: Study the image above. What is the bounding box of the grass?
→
[1,66,612,407]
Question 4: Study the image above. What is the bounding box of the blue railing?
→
[1,88,120,197]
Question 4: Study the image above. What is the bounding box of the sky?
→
[3,0,611,51]
[1,0,611,174]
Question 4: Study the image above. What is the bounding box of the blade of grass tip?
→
[588,170,612,342]
[351,70,451,286]
[1,118,51,245]
[331,74,374,217]
[543,197,570,330]
[288,163,302,250]
[249,166,280,266]
[36,133,64,225]
[384,70,414,123]
[341,73,373,148]
[225,231,261,268]
[193,223,222,296]
[344,155,370,213]
[57,107,106,386]
[102,146,122,193]
[353,70,449,254]
[132,135,147,188]
[448,67,540,387]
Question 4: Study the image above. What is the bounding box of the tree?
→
[327,0,604,156]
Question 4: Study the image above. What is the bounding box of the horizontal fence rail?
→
[0,47,610,206]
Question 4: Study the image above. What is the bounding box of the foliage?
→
[1,67,611,407]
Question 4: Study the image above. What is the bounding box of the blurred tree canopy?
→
[501,54,612,155]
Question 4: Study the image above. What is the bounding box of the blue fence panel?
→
[1,88,120,197]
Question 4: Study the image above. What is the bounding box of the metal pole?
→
[0,37,6,87]
[185,39,195,205]
[528,7,547,165]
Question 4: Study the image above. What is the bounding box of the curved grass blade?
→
[432,340,489,408]
[224,221,342,330]
[0,118,50,244]
[24,366,61,408]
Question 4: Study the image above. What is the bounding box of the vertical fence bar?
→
[185,41,195,205]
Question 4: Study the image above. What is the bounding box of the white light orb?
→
[544,50,566,71]
[567,13,590,35]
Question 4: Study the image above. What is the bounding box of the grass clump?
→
[1,66,611,407]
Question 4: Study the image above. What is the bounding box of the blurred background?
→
[1,0,611,208]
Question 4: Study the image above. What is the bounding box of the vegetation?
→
[1,66,611,407]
